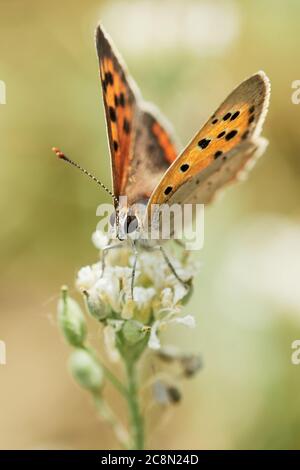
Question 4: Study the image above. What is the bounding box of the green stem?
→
[84,346,128,398]
[102,363,128,398]
[125,359,144,450]
[93,394,129,449]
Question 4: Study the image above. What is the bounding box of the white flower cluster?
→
[76,230,197,356]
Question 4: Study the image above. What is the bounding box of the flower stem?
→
[93,394,129,448]
[84,346,128,398]
[102,362,128,398]
[125,359,144,450]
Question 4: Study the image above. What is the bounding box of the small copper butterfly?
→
[53,25,270,295]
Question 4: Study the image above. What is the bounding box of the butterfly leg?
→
[158,245,192,288]
[101,241,124,276]
[130,240,138,300]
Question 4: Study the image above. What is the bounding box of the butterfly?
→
[53,25,270,295]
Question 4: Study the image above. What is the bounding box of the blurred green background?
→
[1,0,300,450]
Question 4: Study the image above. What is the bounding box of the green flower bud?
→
[58,286,87,347]
[69,349,103,392]
[83,290,109,321]
[122,320,145,345]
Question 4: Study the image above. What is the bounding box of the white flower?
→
[160,288,173,308]
[121,286,156,321]
[103,322,123,362]
[76,228,198,355]
[134,286,156,305]
[92,230,109,250]
[174,315,195,328]
[149,321,162,350]
[148,314,196,350]
[114,266,135,298]
[160,284,188,309]
[133,286,156,318]
[92,269,121,313]
[173,283,190,304]
[76,264,102,291]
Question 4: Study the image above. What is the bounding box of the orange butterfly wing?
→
[96,26,178,207]
[125,105,179,205]
[96,26,136,201]
[147,72,270,209]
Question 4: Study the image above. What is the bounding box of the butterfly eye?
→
[109,211,116,227]
[124,215,139,234]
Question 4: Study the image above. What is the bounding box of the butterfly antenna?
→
[52,147,119,206]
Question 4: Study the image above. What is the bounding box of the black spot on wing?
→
[225,129,238,140]
[123,118,131,134]
[109,106,117,122]
[180,163,189,172]
[225,130,238,141]
[223,112,231,121]
[230,111,240,121]
[164,186,173,195]
[214,150,223,159]
[105,71,114,86]
[119,92,125,107]
[198,138,211,149]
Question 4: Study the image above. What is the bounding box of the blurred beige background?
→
[1,0,300,449]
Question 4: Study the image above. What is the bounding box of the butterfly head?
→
[109,200,148,241]
[109,208,139,241]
